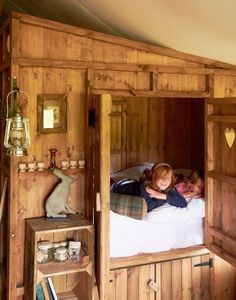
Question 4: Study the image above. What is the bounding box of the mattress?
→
[110,198,205,257]
[110,163,204,257]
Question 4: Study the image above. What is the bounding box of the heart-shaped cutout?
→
[225,128,235,148]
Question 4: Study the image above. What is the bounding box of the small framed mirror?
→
[37,94,67,134]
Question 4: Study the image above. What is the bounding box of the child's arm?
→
[141,186,167,212]
[146,188,167,200]
[166,189,188,207]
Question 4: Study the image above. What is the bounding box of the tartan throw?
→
[110,192,147,220]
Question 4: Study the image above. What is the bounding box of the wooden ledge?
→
[18,167,85,179]
[110,245,209,269]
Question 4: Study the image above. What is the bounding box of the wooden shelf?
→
[37,253,91,277]
[27,215,92,233]
[18,167,85,179]
[25,215,94,300]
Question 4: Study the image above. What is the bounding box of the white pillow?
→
[145,198,205,224]
[111,163,154,181]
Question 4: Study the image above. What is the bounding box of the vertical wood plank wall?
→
[110,97,204,171]
[0,12,236,299]
[206,80,236,299]
[109,254,211,300]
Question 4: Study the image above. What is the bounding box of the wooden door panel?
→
[110,99,127,172]
[109,254,210,300]
[206,98,236,266]
[94,94,111,300]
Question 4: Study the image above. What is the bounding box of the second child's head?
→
[186,170,204,196]
[145,163,176,192]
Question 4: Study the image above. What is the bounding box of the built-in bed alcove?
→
[94,92,236,300]
[95,94,212,300]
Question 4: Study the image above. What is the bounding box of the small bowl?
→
[78,160,85,168]
[61,160,69,169]
[37,162,45,171]
[69,160,78,169]
[18,163,27,172]
[28,162,36,172]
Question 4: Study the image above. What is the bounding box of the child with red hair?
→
[112,163,187,212]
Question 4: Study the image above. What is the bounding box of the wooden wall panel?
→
[181,258,192,300]
[19,23,92,62]
[93,70,150,91]
[109,254,211,300]
[110,99,127,172]
[164,98,192,168]
[211,255,236,300]
[66,69,86,161]
[158,74,206,91]
[127,267,140,300]
[111,97,204,170]
[138,264,155,300]
[19,23,43,58]
[67,35,93,61]
[126,49,138,64]
[160,261,172,299]
[190,99,205,171]
[19,67,43,160]
[18,67,86,164]
[163,98,204,169]
[206,98,236,269]
[15,66,87,286]
[214,76,236,97]
[137,50,204,67]
[92,40,133,64]
[171,259,182,299]
[126,97,148,166]
[43,29,68,60]
[16,18,193,67]
[146,98,165,163]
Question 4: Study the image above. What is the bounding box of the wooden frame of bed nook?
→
[0,11,236,300]
[93,93,236,300]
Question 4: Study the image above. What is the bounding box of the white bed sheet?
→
[110,203,204,257]
[110,164,204,257]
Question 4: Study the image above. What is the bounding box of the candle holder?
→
[49,149,58,171]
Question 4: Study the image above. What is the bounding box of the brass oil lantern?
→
[4,77,31,156]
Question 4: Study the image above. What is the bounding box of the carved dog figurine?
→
[45,169,77,218]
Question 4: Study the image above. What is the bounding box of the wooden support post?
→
[85,68,95,221]
[206,74,215,98]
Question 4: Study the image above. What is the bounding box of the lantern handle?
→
[6,90,29,118]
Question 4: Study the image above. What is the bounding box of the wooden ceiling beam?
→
[12,57,236,76]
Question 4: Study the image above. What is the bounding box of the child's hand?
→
[146,188,166,200]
